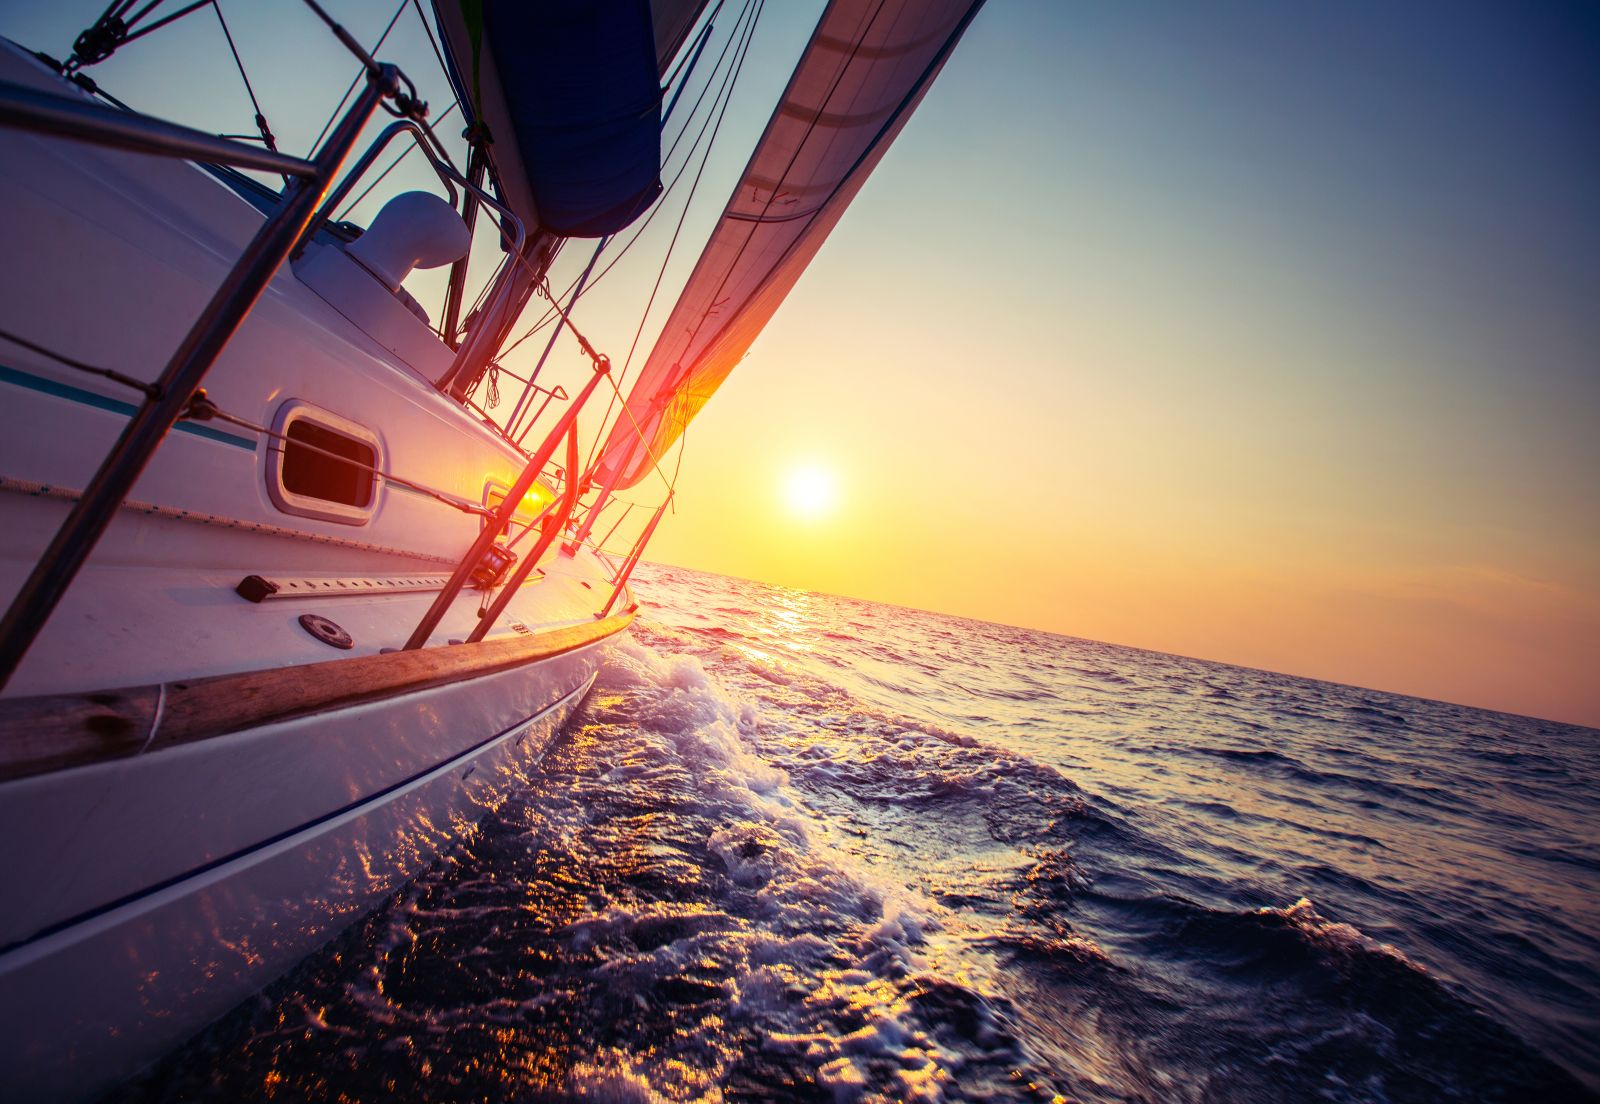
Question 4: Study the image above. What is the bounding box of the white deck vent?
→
[346,191,470,291]
[293,192,469,379]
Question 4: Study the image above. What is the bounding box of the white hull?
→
[0,40,614,698]
[0,657,602,1101]
[0,39,635,1099]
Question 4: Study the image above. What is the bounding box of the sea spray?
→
[115,564,1600,1102]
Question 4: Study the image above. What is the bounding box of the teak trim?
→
[0,612,634,784]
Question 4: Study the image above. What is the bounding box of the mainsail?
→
[594,0,987,489]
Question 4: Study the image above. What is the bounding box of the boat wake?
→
[116,570,1599,1102]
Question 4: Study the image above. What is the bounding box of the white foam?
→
[577,635,993,1101]
[563,1052,678,1103]
[1260,897,1422,969]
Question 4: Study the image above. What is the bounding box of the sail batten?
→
[595,0,987,490]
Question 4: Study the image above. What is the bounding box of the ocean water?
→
[118,562,1599,1102]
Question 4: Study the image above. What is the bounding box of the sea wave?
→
[114,566,1600,1101]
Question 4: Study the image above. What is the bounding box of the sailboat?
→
[0,0,984,1097]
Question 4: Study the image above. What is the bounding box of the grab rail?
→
[0,77,315,178]
[306,119,464,234]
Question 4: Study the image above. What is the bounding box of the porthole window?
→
[266,401,383,525]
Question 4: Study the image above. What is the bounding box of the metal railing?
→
[402,356,612,650]
[596,493,671,620]
[0,64,410,691]
[0,77,314,178]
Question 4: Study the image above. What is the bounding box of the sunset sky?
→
[597,1,1600,728]
[4,2,1596,726]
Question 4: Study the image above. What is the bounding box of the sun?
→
[783,464,837,520]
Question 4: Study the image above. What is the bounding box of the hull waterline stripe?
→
[0,671,599,963]
[2,364,486,507]
[0,610,635,782]
[0,363,258,449]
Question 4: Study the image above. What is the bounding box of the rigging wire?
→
[583,0,767,478]
[408,0,457,117]
[529,278,607,371]
[595,500,636,555]
[306,0,408,152]
[70,75,135,113]
[661,0,728,92]
[599,371,677,496]
[657,1,740,169]
[210,1,281,163]
[300,0,385,78]
[112,0,213,50]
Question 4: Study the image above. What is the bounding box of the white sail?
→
[596,0,987,488]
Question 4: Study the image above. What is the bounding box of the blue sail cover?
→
[435,1,699,237]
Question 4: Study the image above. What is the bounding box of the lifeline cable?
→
[185,396,500,519]
[0,327,158,398]
[0,327,519,523]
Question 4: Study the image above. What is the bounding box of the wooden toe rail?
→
[0,612,633,784]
